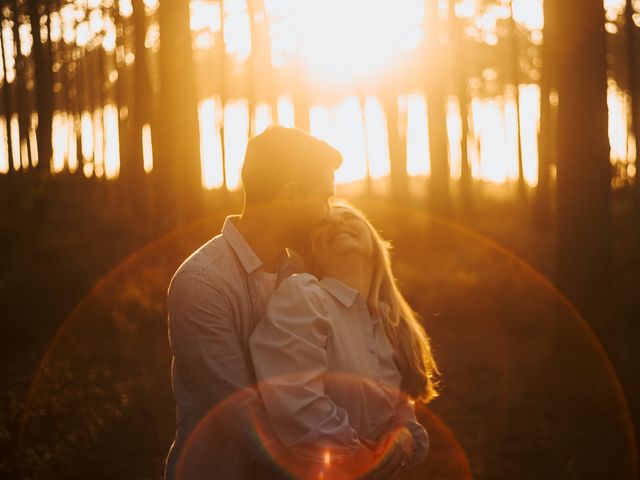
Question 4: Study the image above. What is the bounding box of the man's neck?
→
[235,208,287,273]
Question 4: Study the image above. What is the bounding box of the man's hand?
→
[359,426,414,480]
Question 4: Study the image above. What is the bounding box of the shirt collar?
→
[320,277,361,308]
[222,215,264,274]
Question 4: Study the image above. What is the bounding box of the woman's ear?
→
[281,181,299,203]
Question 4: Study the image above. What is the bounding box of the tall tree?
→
[626,0,640,216]
[156,0,202,223]
[120,0,152,217]
[0,7,16,172]
[449,1,472,212]
[424,0,450,215]
[555,0,612,338]
[533,0,555,230]
[28,0,53,172]
[509,1,526,200]
[383,91,407,204]
[12,0,33,170]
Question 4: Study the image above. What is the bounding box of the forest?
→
[0,0,639,478]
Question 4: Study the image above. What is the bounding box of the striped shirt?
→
[165,216,300,480]
[250,273,429,467]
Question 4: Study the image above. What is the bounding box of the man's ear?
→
[281,182,299,202]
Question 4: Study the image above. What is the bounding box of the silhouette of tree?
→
[424,0,450,215]
[29,0,53,172]
[156,0,202,223]
[384,90,407,204]
[449,0,472,212]
[0,5,16,173]
[555,0,612,338]
[533,0,555,230]
[626,0,640,216]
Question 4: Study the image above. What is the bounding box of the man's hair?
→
[241,126,342,204]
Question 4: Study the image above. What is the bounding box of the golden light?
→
[447,96,463,180]
[49,12,62,43]
[119,0,133,19]
[104,105,121,180]
[519,84,541,187]
[252,103,273,137]
[607,79,631,165]
[0,118,8,174]
[142,124,154,174]
[198,97,225,189]
[223,99,249,191]
[10,115,20,171]
[102,17,117,53]
[51,111,67,173]
[67,117,78,174]
[93,110,104,178]
[2,23,16,84]
[276,95,295,128]
[362,97,391,180]
[404,93,430,177]
[222,0,252,63]
[21,139,29,170]
[310,96,368,185]
[81,112,94,163]
[29,114,39,168]
[323,449,331,467]
[295,0,424,84]
[18,23,33,57]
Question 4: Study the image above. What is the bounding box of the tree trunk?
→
[555,0,612,339]
[384,92,407,203]
[626,0,640,217]
[157,0,202,224]
[121,0,152,218]
[29,0,53,172]
[510,4,526,200]
[449,2,472,212]
[0,10,15,173]
[424,0,450,215]
[533,0,555,231]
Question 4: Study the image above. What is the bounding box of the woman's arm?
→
[249,273,365,462]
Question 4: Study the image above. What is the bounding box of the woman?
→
[249,202,439,479]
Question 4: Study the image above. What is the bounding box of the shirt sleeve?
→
[389,394,430,468]
[168,269,285,463]
[249,273,362,461]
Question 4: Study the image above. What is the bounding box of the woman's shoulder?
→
[277,272,323,294]
[270,273,330,314]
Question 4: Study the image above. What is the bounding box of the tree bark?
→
[449,2,472,212]
[533,0,555,231]
[555,0,612,339]
[384,92,407,203]
[29,0,53,172]
[157,0,202,224]
[626,0,640,216]
[0,9,15,173]
[424,0,450,215]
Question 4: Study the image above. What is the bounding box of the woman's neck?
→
[321,256,373,299]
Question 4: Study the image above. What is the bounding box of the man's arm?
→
[168,270,287,468]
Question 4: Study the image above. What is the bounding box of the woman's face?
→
[312,207,374,263]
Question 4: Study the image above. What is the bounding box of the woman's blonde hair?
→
[309,201,439,403]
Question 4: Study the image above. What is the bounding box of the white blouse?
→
[249,273,429,464]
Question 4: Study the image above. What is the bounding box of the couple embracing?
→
[165,126,439,480]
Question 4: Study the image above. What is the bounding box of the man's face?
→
[287,171,335,249]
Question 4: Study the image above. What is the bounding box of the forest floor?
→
[1,173,638,479]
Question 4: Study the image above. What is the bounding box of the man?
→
[165,126,410,479]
